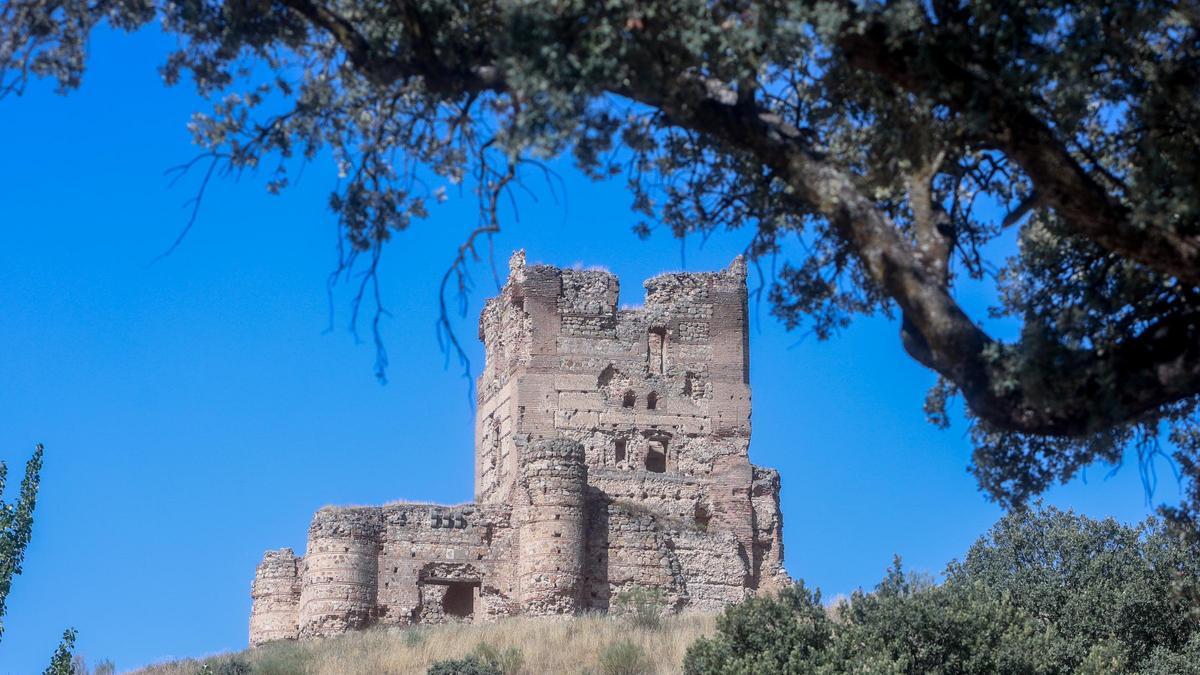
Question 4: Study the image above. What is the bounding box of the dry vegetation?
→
[133,613,715,675]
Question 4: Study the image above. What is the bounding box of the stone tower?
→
[516,439,588,615]
[296,508,382,638]
[249,252,790,646]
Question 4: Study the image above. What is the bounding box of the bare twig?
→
[149,153,225,266]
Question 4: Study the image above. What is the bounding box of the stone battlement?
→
[249,252,789,646]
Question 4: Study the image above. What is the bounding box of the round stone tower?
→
[517,438,588,615]
[297,506,382,638]
[248,548,301,645]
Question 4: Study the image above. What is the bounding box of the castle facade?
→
[248,252,790,645]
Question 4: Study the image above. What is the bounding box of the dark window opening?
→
[622,390,636,408]
[615,439,627,463]
[645,442,667,473]
[442,582,477,619]
[646,392,658,410]
[694,504,712,530]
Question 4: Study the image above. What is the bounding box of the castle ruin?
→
[248,252,791,645]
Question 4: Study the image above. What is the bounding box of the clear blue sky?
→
[0,27,1180,674]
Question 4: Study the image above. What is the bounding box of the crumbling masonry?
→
[249,252,791,645]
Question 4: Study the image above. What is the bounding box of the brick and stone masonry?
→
[248,251,792,645]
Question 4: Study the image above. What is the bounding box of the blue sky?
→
[0,26,1180,674]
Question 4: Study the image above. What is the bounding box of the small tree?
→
[1,444,80,672]
[0,443,43,642]
[42,628,76,675]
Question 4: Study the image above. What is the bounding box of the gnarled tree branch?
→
[281,1,1200,438]
[837,12,1200,287]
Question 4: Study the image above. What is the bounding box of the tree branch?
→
[278,0,504,95]
[837,14,1200,287]
[288,1,1200,437]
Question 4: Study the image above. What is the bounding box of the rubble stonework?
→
[248,252,791,646]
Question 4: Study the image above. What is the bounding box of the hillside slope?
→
[134,614,715,675]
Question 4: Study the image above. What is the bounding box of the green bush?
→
[612,585,666,630]
[683,582,835,674]
[597,640,653,675]
[685,506,1200,674]
[427,655,503,675]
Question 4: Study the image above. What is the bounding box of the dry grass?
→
[133,613,715,675]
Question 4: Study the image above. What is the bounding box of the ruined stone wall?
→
[750,467,789,592]
[374,502,518,625]
[250,252,791,647]
[581,501,751,614]
[249,502,520,645]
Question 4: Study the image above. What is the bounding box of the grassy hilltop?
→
[134,613,713,675]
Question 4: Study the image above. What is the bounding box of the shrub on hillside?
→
[597,640,653,675]
[427,655,502,675]
[685,506,1200,674]
[613,585,667,630]
[682,582,839,674]
[471,642,524,675]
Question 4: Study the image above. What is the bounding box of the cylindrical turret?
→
[248,548,301,645]
[517,438,588,615]
[297,507,382,638]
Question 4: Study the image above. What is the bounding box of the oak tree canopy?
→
[4,1,1199,533]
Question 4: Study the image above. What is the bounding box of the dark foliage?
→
[685,506,1200,674]
[4,1,1200,532]
[427,655,503,675]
